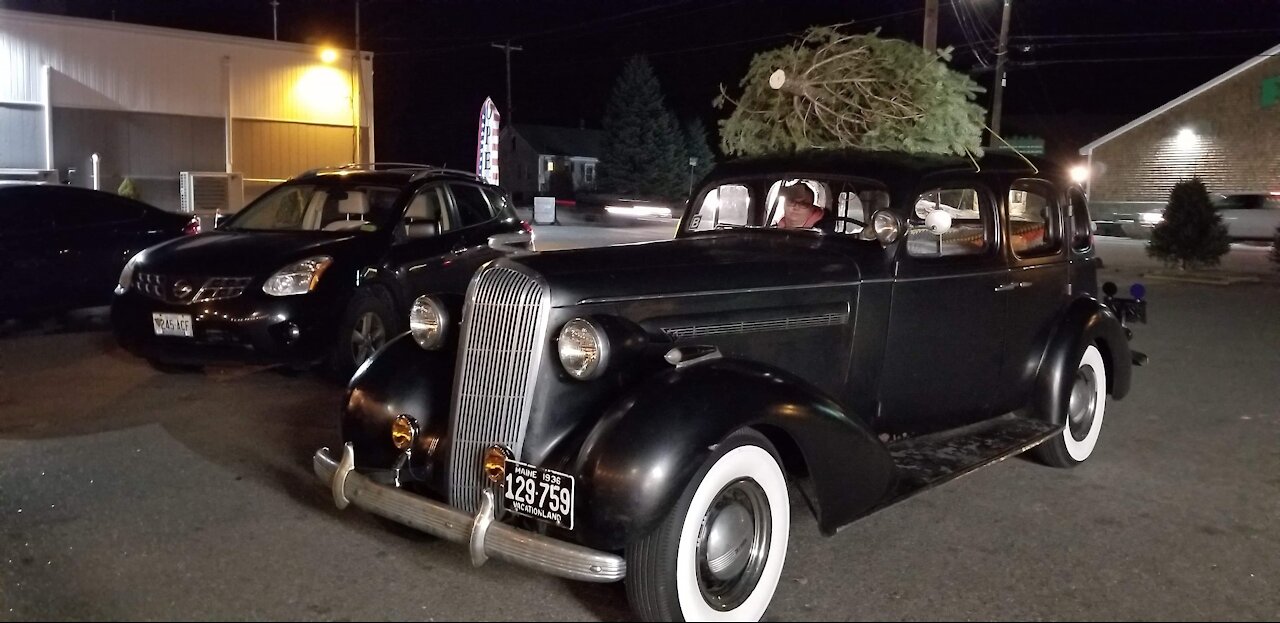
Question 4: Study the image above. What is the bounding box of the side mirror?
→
[924,210,952,235]
[488,230,535,255]
[871,209,903,246]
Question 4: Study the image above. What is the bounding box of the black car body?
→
[0,184,197,321]
[314,150,1148,621]
[110,164,526,377]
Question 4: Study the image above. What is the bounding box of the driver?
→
[778,184,835,232]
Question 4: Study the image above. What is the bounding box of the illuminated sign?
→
[1262,76,1280,108]
[477,97,501,185]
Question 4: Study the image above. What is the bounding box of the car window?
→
[1069,188,1093,251]
[399,185,452,239]
[480,186,516,219]
[449,183,496,227]
[688,184,750,231]
[38,187,146,227]
[1008,179,1061,258]
[222,184,400,232]
[908,187,991,258]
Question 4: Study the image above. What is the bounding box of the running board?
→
[879,414,1061,509]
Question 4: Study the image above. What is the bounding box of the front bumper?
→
[313,443,626,583]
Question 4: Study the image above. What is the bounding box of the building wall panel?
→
[0,102,43,168]
[232,119,357,181]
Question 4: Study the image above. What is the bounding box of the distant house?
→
[499,124,603,203]
[1079,41,1280,225]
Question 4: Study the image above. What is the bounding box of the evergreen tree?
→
[1147,178,1231,270]
[599,56,686,198]
[683,118,717,195]
[117,177,139,200]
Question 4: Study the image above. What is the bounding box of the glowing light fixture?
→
[294,66,351,115]
[1175,127,1199,150]
[1069,164,1089,184]
[320,48,338,64]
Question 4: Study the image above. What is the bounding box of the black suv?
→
[111,163,527,378]
[313,150,1147,621]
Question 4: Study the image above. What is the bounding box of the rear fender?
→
[566,357,897,551]
[1031,296,1133,425]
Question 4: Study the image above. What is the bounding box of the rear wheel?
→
[626,429,790,622]
[1033,343,1108,468]
[327,289,396,381]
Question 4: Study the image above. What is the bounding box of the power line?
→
[1012,27,1280,41]
[1012,52,1280,68]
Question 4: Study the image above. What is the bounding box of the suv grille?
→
[136,273,253,305]
[447,264,551,513]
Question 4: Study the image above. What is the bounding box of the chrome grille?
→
[448,264,550,513]
[136,273,253,305]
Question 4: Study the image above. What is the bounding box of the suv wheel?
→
[1033,343,1108,467]
[625,429,790,622]
[327,289,396,381]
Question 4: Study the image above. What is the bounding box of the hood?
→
[135,230,375,276]
[512,231,880,307]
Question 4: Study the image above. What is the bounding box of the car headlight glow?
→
[262,256,332,296]
[116,251,144,294]
[409,295,448,349]
[557,317,609,380]
[1139,211,1164,225]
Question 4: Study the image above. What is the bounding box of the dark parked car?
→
[313,150,1147,621]
[111,163,528,378]
[0,184,198,322]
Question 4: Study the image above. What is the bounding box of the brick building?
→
[1080,42,1280,227]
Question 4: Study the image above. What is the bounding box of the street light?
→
[687,157,698,196]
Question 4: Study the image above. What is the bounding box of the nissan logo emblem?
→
[172,280,194,299]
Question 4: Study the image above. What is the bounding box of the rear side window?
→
[1069,188,1093,251]
[1008,179,1061,257]
[480,186,515,218]
[908,187,991,258]
[449,183,495,227]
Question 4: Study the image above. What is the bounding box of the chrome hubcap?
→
[1067,365,1098,442]
[351,312,386,365]
[696,478,771,611]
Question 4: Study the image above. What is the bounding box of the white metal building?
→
[0,8,374,212]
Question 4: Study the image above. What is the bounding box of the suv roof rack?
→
[296,162,483,182]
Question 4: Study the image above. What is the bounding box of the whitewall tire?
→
[1034,343,1108,467]
[626,430,790,622]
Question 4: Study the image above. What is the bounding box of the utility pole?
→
[491,40,523,126]
[353,0,362,162]
[990,0,1013,142]
[270,0,279,40]
[922,0,938,53]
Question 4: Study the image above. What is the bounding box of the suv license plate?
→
[503,459,574,530]
[152,313,193,337]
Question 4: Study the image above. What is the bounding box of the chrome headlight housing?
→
[116,251,144,294]
[262,255,332,297]
[557,317,609,380]
[409,295,448,349]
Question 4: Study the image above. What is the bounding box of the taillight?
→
[182,217,201,236]
[519,220,533,234]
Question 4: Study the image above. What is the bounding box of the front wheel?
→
[625,429,790,622]
[326,289,396,381]
[1032,343,1108,467]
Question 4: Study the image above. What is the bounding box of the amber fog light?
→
[483,445,512,484]
[390,415,418,451]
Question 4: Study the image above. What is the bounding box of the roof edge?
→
[1079,40,1280,155]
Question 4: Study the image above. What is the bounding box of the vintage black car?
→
[313,150,1147,621]
[111,163,527,378]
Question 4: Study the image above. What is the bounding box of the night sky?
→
[9,0,1280,168]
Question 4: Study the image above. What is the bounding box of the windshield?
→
[221,183,402,232]
[685,176,890,238]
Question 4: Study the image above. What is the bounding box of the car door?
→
[877,180,1008,436]
[388,183,499,302]
[449,181,518,249]
[0,187,60,317]
[999,178,1069,411]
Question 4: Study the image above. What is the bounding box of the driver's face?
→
[784,198,814,223]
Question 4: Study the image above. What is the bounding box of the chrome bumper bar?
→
[313,443,626,583]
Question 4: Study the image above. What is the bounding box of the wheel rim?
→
[1067,364,1098,442]
[350,311,386,365]
[695,478,772,611]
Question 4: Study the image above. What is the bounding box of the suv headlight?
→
[557,317,609,380]
[409,295,448,349]
[263,256,332,296]
[116,251,144,294]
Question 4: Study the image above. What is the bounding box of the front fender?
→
[567,358,897,551]
[1031,296,1133,425]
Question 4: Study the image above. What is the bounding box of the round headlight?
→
[557,317,609,380]
[409,295,448,349]
[871,209,902,245]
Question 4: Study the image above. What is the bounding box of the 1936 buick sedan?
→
[312,150,1147,621]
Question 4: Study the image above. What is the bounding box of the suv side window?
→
[1069,188,1093,251]
[449,183,495,228]
[399,185,451,240]
[908,187,991,258]
[480,186,515,218]
[1008,179,1061,257]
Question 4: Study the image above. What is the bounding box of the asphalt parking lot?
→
[1,229,1278,621]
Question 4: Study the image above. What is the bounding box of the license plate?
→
[151,313,193,337]
[503,459,575,530]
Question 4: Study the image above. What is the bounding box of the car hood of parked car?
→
[134,230,374,276]
[514,231,879,308]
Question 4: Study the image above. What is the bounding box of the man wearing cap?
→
[778,183,836,232]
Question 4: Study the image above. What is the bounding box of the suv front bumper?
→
[313,444,626,583]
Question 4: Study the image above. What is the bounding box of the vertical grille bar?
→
[447,265,550,512]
